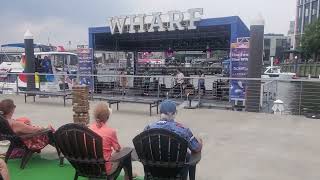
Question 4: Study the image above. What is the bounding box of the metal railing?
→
[261,80,278,112]
[1,72,320,116]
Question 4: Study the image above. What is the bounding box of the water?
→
[299,81,320,115]
[276,81,320,115]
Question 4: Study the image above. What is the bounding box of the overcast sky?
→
[0,0,296,47]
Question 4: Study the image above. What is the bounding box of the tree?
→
[301,20,320,61]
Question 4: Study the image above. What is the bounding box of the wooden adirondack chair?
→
[0,115,57,169]
[0,160,6,180]
[54,123,133,180]
[133,128,201,180]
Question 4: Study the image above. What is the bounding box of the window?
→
[271,68,280,74]
[52,55,64,69]
[266,68,280,74]
[69,55,78,66]
[276,39,283,47]
[264,39,271,48]
[312,1,318,15]
[266,68,272,74]
[298,8,302,17]
[7,74,17,83]
[299,0,303,5]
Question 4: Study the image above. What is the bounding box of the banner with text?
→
[230,41,249,101]
[77,48,94,90]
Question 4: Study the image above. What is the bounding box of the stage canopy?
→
[89,16,249,52]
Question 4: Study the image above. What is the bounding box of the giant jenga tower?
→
[72,85,90,124]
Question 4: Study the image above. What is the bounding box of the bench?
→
[93,95,162,116]
[21,91,72,107]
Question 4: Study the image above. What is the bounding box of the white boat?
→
[0,62,24,94]
[0,51,80,93]
[262,66,297,79]
[18,51,79,92]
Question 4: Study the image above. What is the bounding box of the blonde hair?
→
[93,103,112,127]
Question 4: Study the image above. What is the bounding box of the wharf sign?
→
[108,8,203,34]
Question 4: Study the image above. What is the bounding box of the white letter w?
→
[109,16,127,34]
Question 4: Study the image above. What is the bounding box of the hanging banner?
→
[77,48,94,90]
[230,40,249,101]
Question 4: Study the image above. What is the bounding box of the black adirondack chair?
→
[133,128,201,180]
[54,123,133,180]
[0,115,57,169]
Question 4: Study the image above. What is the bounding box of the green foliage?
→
[301,20,320,59]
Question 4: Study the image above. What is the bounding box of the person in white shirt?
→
[173,69,185,96]
[176,69,185,85]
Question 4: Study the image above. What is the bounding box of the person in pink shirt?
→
[0,99,53,153]
[89,103,134,179]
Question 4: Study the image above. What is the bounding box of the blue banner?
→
[77,48,93,90]
[230,42,249,100]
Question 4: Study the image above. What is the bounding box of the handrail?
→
[3,72,320,82]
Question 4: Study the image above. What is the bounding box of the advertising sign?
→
[230,41,249,100]
[77,48,94,90]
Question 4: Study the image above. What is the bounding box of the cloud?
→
[0,15,87,47]
[129,0,296,33]
[0,0,296,47]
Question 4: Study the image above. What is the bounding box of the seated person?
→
[41,56,53,74]
[0,159,9,180]
[144,100,203,176]
[175,69,185,86]
[0,99,53,151]
[89,103,133,178]
[145,100,202,152]
[143,69,151,95]
[150,77,159,92]
[172,69,185,95]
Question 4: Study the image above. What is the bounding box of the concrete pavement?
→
[1,95,320,180]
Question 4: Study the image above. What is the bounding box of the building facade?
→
[288,21,295,49]
[295,0,320,47]
[288,21,295,36]
[264,34,291,64]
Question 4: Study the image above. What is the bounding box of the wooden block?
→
[73,107,90,113]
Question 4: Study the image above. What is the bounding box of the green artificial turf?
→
[5,156,142,180]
